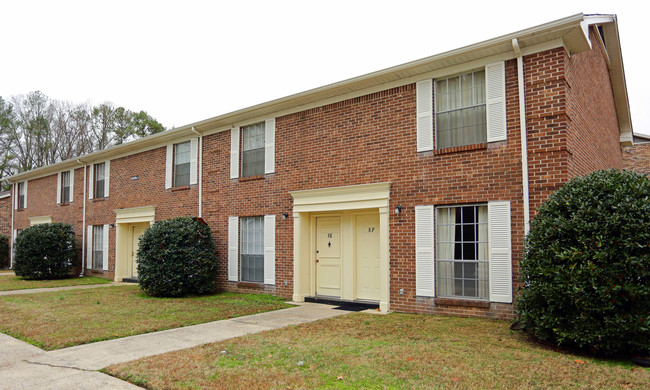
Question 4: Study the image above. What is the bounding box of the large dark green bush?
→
[14,223,78,279]
[517,169,650,355]
[137,217,218,297]
[0,234,9,269]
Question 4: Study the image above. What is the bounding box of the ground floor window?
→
[436,204,488,299]
[93,225,104,270]
[241,216,264,282]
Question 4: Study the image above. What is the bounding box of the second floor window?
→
[435,70,487,149]
[94,163,106,198]
[61,171,71,203]
[242,122,265,177]
[174,141,191,187]
[17,182,26,209]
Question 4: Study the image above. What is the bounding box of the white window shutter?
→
[486,61,507,143]
[86,225,93,269]
[264,215,276,285]
[56,172,62,204]
[165,144,173,189]
[416,79,434,152]
[228,216,239,281]
[69,169,74,203]
[24,181,27,208]
[104,160,110,197]
[488,201,512,303]
[264,118,275,174]
[190,137,198,185]
[415,205,435,297]
[230,127,240,179]
[88,164,94,200]
[102,224,109,271]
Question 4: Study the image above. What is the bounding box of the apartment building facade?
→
[6,14,634,319]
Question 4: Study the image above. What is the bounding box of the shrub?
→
[13,223,78,279]
[0,234,9,269]
[517,169,650,355]
[137,217,218,297]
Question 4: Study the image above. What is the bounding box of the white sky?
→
[1,0,648,135]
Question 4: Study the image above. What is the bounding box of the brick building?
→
[623,134,650,176]
[5,14,639,319]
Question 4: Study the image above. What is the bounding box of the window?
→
[435,70,487,149]
[241,122,265,177]
[240,216,264,282]
[17,182,26,209]
[174,141,191,187]
[60,171,71,203]
[94,163,106,198]
[93,225,104,270]
[436,205,488,299]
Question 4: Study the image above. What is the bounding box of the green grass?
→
[0,285,292,350]
[0,274,112,291]
[106,313,650,389]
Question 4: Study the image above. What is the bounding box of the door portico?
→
[290,182,391,312]
[114,206,155,282]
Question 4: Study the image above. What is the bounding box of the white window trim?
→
[414,201,512,303]
[230,118,275,179]
[89,161,110,199]
[166,139,198,189]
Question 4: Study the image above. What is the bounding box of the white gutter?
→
[80,160,87,277]
[191,127,203,217]
[513,38,531,234]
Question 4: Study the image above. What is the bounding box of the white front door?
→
[316,217,342,297]
[130,225,146,278]
[356,214,380,301]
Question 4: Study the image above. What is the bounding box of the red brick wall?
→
[84,146,200,279]
[12,169,86,273]
[0,195,10,238]
[623,143,650,176]
[566,28,623,177]
[203,59,528,320]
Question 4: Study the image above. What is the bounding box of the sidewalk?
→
[0,282,132,296]
[0,302,349,389]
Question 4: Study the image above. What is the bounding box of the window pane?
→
[61,171,70,203]
[241,216,264,283]
[436,205,488,299]
[242,123,265,151]
[93,225,104,270]
[95,163,105,198]
[435,70,487,149]
[242,148,264,177]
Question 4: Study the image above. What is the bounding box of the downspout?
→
[10,182,14,269]
[79,160,87,277]
[513,38,531,235]
[191,127,203,218]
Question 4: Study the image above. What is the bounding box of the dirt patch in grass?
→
[0,275,112,291]
[0,286,291,350]
[106,313,650,389]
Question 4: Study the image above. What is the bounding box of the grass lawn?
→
[106,313,650,389]
[0,274,112,291]
[0,285,292,350]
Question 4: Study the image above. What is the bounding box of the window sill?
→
[238,175,265,182]
[434,297,490,308]
[59,202,70,207]
[91,198,105,203]
[237,281,264,289]
[434,143,487,155]
[171,185,190,192]
[15,208,25,212]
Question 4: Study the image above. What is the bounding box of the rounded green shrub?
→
[137,217,218,297]
[0,234,9,269]
[13,223,78,279]
[517,169,650,355]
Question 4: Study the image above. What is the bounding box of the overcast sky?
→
[1,0,647,135]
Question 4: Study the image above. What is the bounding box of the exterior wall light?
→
[282,212,289,219]
[394,205,403,215]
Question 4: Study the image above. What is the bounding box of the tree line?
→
[0,91,166,189]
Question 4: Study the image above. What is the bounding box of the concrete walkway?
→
[0,302,348,389]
